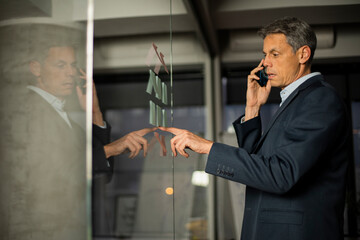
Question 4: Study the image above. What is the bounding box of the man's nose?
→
[65,65,76,76]
[263,56,271,68]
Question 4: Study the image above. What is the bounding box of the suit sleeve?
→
[206,86,349,194]
[233,115,262,153]
[93,122,114,182]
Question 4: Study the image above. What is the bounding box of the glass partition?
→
[91,1,176,239]
[91,1,211,239]
[93,48,174,239]
[0,1,89,239]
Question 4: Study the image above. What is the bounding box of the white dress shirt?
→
[279,72,321,106]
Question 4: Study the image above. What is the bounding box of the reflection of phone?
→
[75,68,86,94]
[255,66,268,87]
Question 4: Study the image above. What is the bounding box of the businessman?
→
[161,17,351,239]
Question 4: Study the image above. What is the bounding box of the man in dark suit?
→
[160,17,351,239]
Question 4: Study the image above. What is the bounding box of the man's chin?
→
[58,90,73,99]
[269,82,278,88]
[269,81,282,89]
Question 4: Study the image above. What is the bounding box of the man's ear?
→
[29,60,41,77]
[298,45,311,64]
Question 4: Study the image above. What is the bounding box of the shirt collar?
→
[279,72,321,106]
[27,85,66,112]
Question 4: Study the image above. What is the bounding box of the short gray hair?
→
[258,16,317,64]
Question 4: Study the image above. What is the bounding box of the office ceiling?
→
[1,0,360,66]
[87,0,360,56]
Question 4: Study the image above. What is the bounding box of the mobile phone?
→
[255,67,268,87]
[75,68,86,94]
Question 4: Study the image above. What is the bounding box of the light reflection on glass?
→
[191,171,209,187]
[165,187,174,195]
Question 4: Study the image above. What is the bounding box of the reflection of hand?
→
[158,127,213,158]
[245,59,271,121]
[75,68,104,126]
[154,132,167,156]
[76,68,87,111]
[104,127,157,159]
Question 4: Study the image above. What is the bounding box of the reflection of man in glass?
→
[25,43,155,237]
[28,45,154,178]
[29,46,76,102]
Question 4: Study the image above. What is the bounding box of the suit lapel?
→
[253,75,324,152]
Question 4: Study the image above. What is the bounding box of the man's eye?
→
[57,64,65,68]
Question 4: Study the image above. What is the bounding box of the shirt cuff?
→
[97,121,107,129]
[240,116,246,124]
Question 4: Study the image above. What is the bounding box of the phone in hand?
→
[255,66,268,87]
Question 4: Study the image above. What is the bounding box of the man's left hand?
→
[75,68,104,127]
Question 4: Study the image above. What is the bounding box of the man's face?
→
[37,46,77,99]
[262,33,302,89]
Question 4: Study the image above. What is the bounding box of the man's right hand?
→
[245,59,272,121]
[158,127,214,158]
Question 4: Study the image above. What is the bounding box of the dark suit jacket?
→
[206,75,351,240]
[93,123,114,182]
